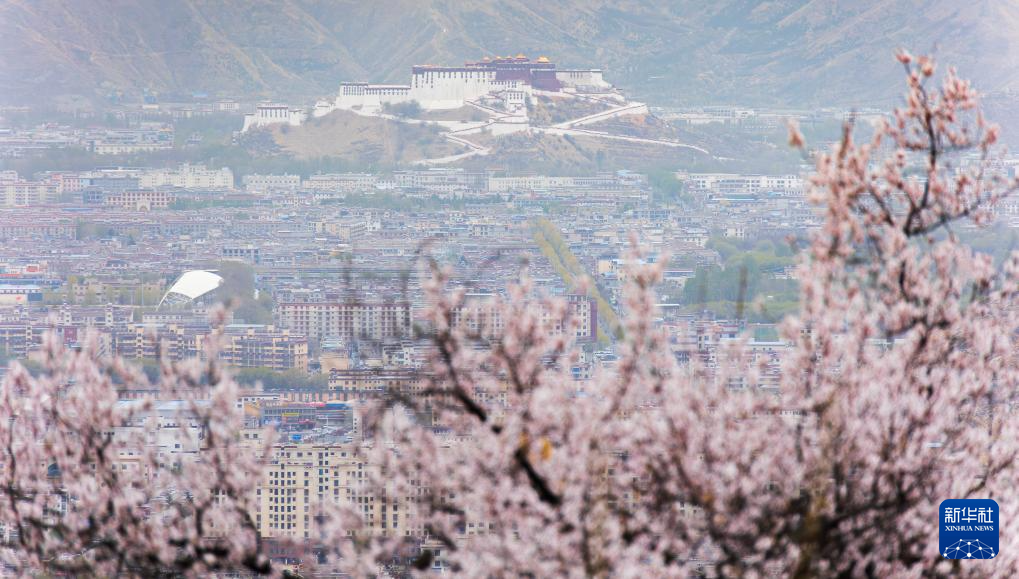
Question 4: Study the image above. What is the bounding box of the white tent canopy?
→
[158,270,224,309]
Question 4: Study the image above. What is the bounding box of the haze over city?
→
[0,1,1018,576]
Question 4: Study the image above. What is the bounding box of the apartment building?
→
[252,442,414,542]
[327,368,423,399]
[113,324,308,371]
[275,301,414,343]
[205,326,309,372]
[452,293,597,342]
[1,178,59,206]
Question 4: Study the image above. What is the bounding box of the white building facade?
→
[242,103,307,132]
[138,164,234,190]
[243,173,302,193]
[322,55,613,114]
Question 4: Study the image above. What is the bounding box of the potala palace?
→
[239,54,670,163]
[315,54,620,115]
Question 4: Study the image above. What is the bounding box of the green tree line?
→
[532,217,620,343]
[680,236,799,322]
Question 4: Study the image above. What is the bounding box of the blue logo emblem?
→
[940,499,999,560]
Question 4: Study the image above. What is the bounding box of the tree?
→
[0,314,276,576]
[218,260,273,324]
[648,168,686,203]
[385,100,423,119]
[342,54,1019,576]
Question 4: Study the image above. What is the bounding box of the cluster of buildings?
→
[0,164,658,208]
[0,304,308,371]
[0,101,844,573]
[677,172,802,196]
[0,159,816,376]
[654,105,886,132]
[0,170,60,205]
[0,165,233,207]
[246,168,648,198]
[0,123,175,158]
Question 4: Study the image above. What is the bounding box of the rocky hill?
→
[3,0,1017,107]
[267,110,459,165]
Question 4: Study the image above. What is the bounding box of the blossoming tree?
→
[347,54,1019,577]
[0,54,1017,578]
[0,315,275,576]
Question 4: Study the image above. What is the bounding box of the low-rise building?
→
[243,174,302,193]
[104,190,176,210]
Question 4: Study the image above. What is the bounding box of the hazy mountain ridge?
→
[2,0,1018,107]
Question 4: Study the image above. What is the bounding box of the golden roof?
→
[536,56,550,63]
[516,53,526,59]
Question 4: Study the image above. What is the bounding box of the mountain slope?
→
[2,0,1018,107]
